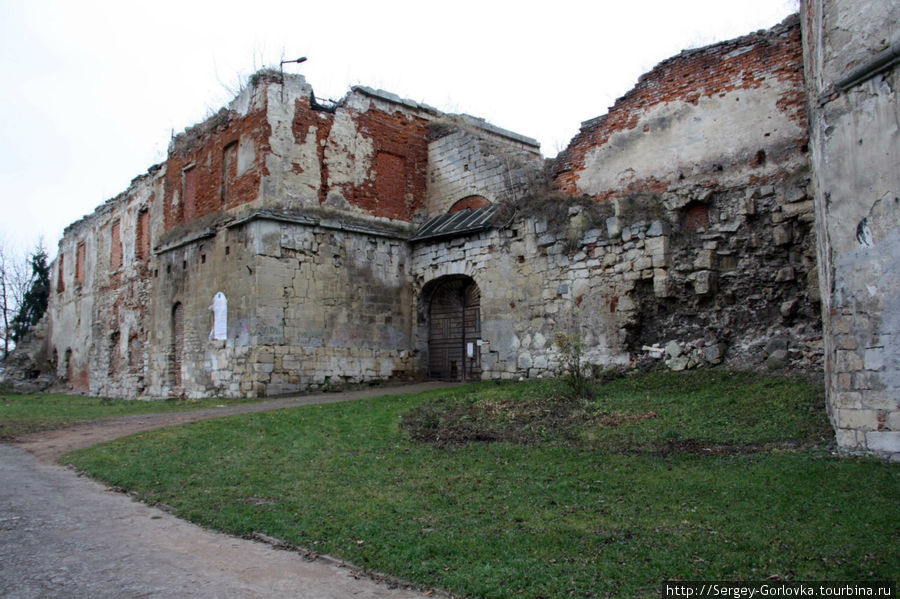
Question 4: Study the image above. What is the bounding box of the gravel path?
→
[1,382,456,598]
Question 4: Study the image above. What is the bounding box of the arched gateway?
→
[426,276,482,381]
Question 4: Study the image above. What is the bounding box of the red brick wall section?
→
[110,220,123,270]
[164,104,270,230]
[335,107,430,221]
[552,16,807,198]
[75,241,86,284]
[136,210,150,260]
[56,254,65,293]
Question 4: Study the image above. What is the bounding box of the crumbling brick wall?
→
[46,166,162,396]
[548,14,821,371]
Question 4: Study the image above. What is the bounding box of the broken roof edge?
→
[352,86,540,151]
[578,12,802,131]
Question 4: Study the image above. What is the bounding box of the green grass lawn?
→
[0,391,259,440]
[65,371,900,598]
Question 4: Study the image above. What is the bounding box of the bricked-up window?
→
[75,241,86,284]
[170,302,184,389]
[128,333,142,373]
[449,195,491,213]
[136,209,150,261]
[222,141,237,205]
[56,254,65,293]
[684,202,710,230]
[375,151,407,217]
[182,165,198,222]
[110,220,123,270]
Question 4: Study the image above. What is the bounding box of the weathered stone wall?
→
[148,215,416,398]
[803,0,900,459]
[548,14,821,371]
[32,10,898,426]
[426,116,542,214]
[47,166,163,396]
[34,73,552,399]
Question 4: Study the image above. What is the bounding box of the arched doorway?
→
[427,276,481,381]
[170,302,184,389]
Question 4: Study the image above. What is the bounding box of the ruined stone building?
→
[10,0,898,459]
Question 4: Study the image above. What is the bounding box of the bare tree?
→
[0,243,9,359]
[0,239,32,360]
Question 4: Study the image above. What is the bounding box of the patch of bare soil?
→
[401,392,659,447]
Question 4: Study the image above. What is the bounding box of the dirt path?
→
[15,381,454,463]
[2,382,457,598]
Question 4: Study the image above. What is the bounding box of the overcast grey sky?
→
[0,0,799,258]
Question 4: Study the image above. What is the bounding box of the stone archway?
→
[426,276,482,381]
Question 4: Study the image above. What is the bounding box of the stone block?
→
[653,274,671,298]
[646,220,672,237]
[865,431,900,455]
[852,371,881,390]
[665,341,682,359]
[773,223,793,246]
[837,408,877,430]
[780,299,799,318]
[694,250,715,270]
[693,270,713,295]
[703,343,727,364]
[835,350,864,372]
[775,266,795,282]
[766,349,788,370]
[644,236,669,257]
[860,391,898,410]
[835,391,862,409]
[667,355,689,371]
[781,200,814,219]
[864,347,885,371]
[888,412,900,430]
[652,254,669,268]
[757,185,776,198]
[634,256,653,271]
[783,186,807,203]
[835,428,860,449]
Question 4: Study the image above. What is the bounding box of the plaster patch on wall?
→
[265,86,319,205]
[576,87,805,196]
[325,111,374,187]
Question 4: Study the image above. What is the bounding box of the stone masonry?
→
[6,1,897,459]
[802,0,900,460]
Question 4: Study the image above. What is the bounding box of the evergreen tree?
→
[10,245,49,344]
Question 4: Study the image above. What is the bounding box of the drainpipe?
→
[834,39,900,92]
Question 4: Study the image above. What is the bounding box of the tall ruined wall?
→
[48,166,164,396]
[549,15,821,370]
[803,0,900,459]
[163,75,437,235]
